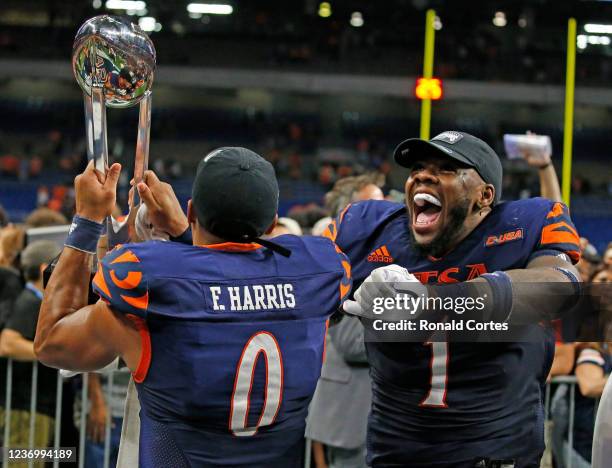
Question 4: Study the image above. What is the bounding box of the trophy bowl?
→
[72,15,156,109]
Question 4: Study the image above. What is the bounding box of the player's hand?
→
[343,265,427,320]
[75,160,122,223]
[136,170,189,237]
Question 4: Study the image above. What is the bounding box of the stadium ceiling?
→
[1,0,612,32]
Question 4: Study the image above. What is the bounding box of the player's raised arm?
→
[34,161,141,372]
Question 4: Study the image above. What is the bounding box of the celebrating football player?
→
[35,148,351,467]
[331,131,581,467]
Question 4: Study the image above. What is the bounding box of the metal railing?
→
[544,375,599,468]
[1,359,122,468]
[0,358,596,468]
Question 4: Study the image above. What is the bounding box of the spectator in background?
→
[591,265,612,342]
[167,160,183,179]
[546,238,596,378]
[521,139,576,468]
[565,341,610,468]
[576,238,602,282]
[36,186,50,208]
[306,173,384,468]
[24,207,68,228]
[0,240,61,467]
[522,137,562,203]
[286,204,329,233]
[0,203,8,228]
[0,225,25,271]
[521,139,578,379]
[152,159,166,178]
[74,371,131,468]
[603,242,612,269]
[0,152,20,178]
[318,164,337,189]
[28,155,43,178]
[572,175,592,195]
[324,173,385,218]
[0,226,24,330]
[268,217,303,237]
[552,264,612,467]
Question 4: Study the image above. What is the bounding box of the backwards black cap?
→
[192,147,290,256]
[393,131,503,203]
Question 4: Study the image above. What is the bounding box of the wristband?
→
[481,271,514,323]
[65,215,104,254]
[170,226,193,245]
[554,267,582,300]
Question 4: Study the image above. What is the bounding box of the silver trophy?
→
[72,15,156,245]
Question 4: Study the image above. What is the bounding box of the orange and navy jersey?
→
[325,198,579,289]
[92,235,351,468]
[327,197,580,467]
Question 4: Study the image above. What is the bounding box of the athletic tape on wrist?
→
[170,226,193,245]
[481,271,514,323]
[65,215,104,254]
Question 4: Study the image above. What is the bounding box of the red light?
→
[415,77,443,100]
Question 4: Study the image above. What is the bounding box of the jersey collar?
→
[197,242,263,252]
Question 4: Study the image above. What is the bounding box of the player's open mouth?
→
[412,192,443,234]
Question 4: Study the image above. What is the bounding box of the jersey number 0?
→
[229,331,284,436]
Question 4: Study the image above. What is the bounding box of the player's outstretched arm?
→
[426,253,580,325]
[34,161,141,372]
[488,252,581,324]
[344,254,580,327]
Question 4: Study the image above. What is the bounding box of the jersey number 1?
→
[420,341,449,407]
[229,331,284,436]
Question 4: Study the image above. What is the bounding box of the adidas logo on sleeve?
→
[367,245,394,263]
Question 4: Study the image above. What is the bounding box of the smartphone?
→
[503,134,552,161]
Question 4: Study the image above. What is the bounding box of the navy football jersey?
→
[92,236,351,467]
[327,198,580,467]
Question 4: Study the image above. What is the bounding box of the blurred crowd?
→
[0,207,130,467]
[2,124,610,230]
[544,237,612,468]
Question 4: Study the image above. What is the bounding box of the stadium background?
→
[0,0,610,249]
[0,2,611,467]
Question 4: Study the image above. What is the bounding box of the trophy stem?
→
[84,86,109,174]
[134,91,152,185]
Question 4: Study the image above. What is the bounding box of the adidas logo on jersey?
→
[367,246,394,263]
